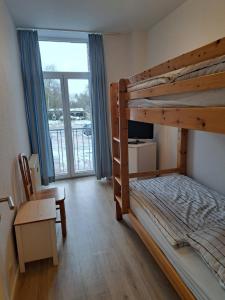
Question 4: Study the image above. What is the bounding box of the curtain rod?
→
[16,26,119,36]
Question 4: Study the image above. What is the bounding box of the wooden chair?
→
[18,153,67,237]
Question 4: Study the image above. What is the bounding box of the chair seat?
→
[35,187,65,204]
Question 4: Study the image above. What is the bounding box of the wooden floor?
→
[14,177,179,300]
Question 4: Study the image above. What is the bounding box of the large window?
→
[39,40,93,178]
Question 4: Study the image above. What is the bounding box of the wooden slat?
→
[177,129,188,175]
[129,168,180,179]
[127,107,225,134]
[127,71,225,100]
[115,195,122,208]
[129,37,225,84]
[113,137,120,143]
[128,211,195,300]
[115,176,121,185]
[113,157,121,165]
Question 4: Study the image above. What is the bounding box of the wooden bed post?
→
[110,79,129,220]
[177,128,188,175]
[118,79,129,214]
[110,82,122,220]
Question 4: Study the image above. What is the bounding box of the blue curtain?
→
[88,34,112,179]
[18,30,55,185]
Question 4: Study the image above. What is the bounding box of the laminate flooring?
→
[14,177,179,300]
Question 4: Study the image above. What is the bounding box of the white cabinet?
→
[128,139,156,173]
[14,198,58,273]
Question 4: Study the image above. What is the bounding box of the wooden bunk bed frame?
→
[110,37,225,300]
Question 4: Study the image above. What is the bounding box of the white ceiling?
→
[6,0,186,33]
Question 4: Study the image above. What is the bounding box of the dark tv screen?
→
[128,120,153,139]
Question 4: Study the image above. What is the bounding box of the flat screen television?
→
[128,120,154,140]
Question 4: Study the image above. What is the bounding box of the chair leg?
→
[59,201,67,237]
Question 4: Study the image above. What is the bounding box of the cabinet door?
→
[138,144,156,172]
[128,148,138,173]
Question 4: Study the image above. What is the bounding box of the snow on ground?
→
[49,119,93,176]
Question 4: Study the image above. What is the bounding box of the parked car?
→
[59,112,86,121]
[48,110,57,121]
[48,109,62,120]
[71,112,86,120]
[83,124,92,136]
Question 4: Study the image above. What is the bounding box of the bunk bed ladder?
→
[110,80,129,220]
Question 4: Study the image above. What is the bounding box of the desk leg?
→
[15,226,25,273]
[50,220,58,266]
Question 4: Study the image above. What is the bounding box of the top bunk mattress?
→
[127,54,225,107]
[127,54,225,93]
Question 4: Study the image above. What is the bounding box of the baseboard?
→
[10,266,18,300]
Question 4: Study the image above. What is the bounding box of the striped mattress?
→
[185,221,225,289]
[129,175,225,247]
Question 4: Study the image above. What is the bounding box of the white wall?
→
[104,33,132,85]
[104,31,148,84]
[0,0,30,299]
[103,32,148,135]
[129,31,148,75]
[103,33,131,137]
[147,0,225,194]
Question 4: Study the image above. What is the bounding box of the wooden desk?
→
[14,198,58,272]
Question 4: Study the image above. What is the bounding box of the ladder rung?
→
[115,176,121,185]
[113,157,121,164]
[113,137,120,143]
[115,195,122,207]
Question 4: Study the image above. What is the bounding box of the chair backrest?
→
[18,153,34,201]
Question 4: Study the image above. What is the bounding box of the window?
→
[39,40,93,178]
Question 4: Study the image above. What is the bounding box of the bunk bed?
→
[110,37,225,300]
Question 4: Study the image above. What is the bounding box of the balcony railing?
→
[49,127,93,176]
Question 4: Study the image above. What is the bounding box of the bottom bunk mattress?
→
[130,195,225,300]
[129,175,225,247]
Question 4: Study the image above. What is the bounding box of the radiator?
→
[29,154,41,193]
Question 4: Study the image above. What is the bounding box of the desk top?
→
[14,198,56,226]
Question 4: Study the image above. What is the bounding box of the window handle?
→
[0,196,15,210]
